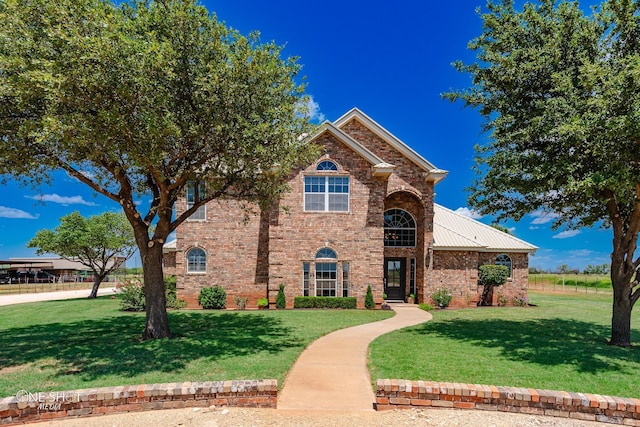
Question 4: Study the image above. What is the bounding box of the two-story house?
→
[164,108,537,308]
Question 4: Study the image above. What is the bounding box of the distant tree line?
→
[529,264,611,275]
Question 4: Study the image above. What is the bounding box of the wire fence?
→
[0,275,134,295]
[528,273,612,295]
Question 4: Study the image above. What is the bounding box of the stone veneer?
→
[376,379,640,425]
[0,380,276,425]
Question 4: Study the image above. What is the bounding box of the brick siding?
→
[0,380,277,426]
[376,379,640,425]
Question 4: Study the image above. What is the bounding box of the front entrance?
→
[384,258,405,301]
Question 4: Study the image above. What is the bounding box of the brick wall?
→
[428,251,530,307]
[376,379,640,425]
[0,380,277,426]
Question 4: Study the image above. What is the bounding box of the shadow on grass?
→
[0,309,300,382]
[410,317,640,373]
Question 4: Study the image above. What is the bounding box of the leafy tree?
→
[0,0,315,339]
[584,263,610,275]
[557,264,570,275]
[490,223,512,235]
[446,0,640,346]
[478,264,509,306]
[28,211,135,298]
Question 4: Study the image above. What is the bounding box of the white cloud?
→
[454,207,483,219]
[529,226,540,230]
[0,206,39,219]
[553,230,581,239]
[25,194,98,207]
[508,227,516,233]
[298,95,325,123]
[529,210,560,225]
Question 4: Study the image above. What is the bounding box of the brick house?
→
[164,108,537,308]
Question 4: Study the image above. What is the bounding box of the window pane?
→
[317,160,337,171]
[342,262,349,297]
[305,194,325,211]
[315,262,337,297]
[328,194,349,211]
[187,248,206,273]
[303,263,310,297]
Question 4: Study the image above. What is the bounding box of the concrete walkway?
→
[0,287,116,306]
[278,304,432,412]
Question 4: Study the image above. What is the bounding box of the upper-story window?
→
[316,160,338,171]
[384,209,416,247]
[304,175,349,212]
[496,254,512,278]
[186,181,206,221]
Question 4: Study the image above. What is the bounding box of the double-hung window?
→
[304,160,349,212]
[186,181,206,221]
[304,176,349,212]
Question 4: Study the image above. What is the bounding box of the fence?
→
[0,275,134,295]
[528,273,612,295]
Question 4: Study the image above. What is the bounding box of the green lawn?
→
[369,291,640,398]
[0,297,392,397]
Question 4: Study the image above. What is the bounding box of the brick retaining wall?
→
[0,380,277,425]
[376,379,640,425]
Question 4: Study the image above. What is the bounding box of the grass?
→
[369,291,640,398]
[529,273,612,291]
[0,296,393,397]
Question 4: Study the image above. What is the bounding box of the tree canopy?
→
[446,0,640,345]
[0,0,316,339]
[28,211,136,298]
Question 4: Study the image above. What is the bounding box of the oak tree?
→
[446,0,640,345]
[0,0,315,339]
[28,211,136,298]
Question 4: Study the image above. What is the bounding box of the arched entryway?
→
[383,191,425,302]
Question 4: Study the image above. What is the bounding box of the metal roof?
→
[433,204,537,253]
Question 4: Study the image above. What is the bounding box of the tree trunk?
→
[610,275,632,346]
[479,285,494,306]
[140,242,171,340]
[87,274,106,299]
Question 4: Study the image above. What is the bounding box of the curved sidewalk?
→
[278,304,432,412]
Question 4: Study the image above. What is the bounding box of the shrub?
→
[512,292,529,307]
[234,296,248,310]
[257,297,268,308]
[198,286,227,309]
[276,284,286,309]
[497,290,509,307]
[116,278,145,312]
[364,285,375,309]
[165,275,186,309]
[431,288,452,308]
[293,296,357,309]
[418,302,434,311]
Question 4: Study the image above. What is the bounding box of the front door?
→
[384,258,406,301]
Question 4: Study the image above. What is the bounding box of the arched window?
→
[315,248,337,296]
[316,248,337,259]
[187,248,206,273]
[496,254,512,278]
[384,209,416,247]
[316,160,338,171]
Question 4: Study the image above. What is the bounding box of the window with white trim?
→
[303,263,310,296]
[496,254,512,278]
[315,248,338,296]
[342,262,350,297]
[187,248,206,273]
[304,176,349,212]
[186,181,206,221]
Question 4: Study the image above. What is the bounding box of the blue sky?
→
[0,0,612,271]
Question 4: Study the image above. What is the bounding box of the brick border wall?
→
[376,379,640,425]
[0,380,277,426]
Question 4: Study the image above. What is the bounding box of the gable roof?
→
[433,204,537,253]
[333,108,448,184]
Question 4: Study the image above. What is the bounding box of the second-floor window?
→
[304,176,349,212]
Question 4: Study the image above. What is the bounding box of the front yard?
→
[0,297,392,397]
